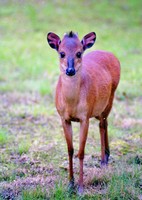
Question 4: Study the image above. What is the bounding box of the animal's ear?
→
[81,32,96,51]
[47,32,61,51]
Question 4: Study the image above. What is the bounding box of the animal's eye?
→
[60,52,65,58]
[76,52,82,58]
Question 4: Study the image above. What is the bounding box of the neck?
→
[61,72,81,102]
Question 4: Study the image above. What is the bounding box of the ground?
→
[0,92,142,199]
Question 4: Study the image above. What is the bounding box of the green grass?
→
[17,140,31,155]
[0,0,142,199]
[48,160,142,200]
[0,129,9,145]
[22,187,47,200]
[107,164,142,200]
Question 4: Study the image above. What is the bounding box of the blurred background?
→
[0,0,141,97]
[0,0,142,199]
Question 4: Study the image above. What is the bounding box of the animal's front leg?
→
[62,120,74,190]
[78,120,89,195]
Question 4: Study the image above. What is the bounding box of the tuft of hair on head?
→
[68,31,74,37]
[65,31,78,38]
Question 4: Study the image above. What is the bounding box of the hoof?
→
[67,179,74,193]
[101,161,108,167]
[101,154,109,167]
[77,185,84,196]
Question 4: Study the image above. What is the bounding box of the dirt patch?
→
[0,175,56,199]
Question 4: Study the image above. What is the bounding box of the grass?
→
[44,160,142,200]
[17,140,31,155]
[0,0,142,199]
[22,186,47,200]
[107,164,141,200]
[0,129,9,146]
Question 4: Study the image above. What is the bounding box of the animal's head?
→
[47,31,96,76]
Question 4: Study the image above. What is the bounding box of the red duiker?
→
[47,31,120,195]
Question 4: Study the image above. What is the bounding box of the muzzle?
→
[66,58,76,76]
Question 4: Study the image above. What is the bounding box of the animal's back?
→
[81,50,120,118]
[83,50,120,90]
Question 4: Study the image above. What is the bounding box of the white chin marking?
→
[61,64,66,70]
[61,64,66,73]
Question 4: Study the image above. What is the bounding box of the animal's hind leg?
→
[99,117,110,165]
[99,94,114,165]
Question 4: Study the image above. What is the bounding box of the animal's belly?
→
[92,100,108,117]
[91,92,110,117]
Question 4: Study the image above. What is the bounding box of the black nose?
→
[66,67,76,76]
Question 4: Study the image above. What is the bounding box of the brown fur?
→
[47,32,120,194]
